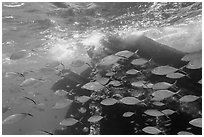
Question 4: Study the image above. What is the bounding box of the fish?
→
[60,118,79,126]
[186,58,202,70]
[142,126,162,134]
[67,89,75,95]
[5,72,25,79]
[82,81,105,91]
[75,96,91,104]
[131,58,150,66]
[161,109,176,116]
[20,78,42,87]
[198,79,202,84]
[131,81,146,88]
[177,131,194,135]
[151,65,180,75]
[179,95,200,103]
[96,77,110,85]
[10,50,30,60]
[166,72,190,79]
[126,69,141,75]
[151,97,164,101]
[152,89,181,100]
[108,80,121,87]
[87,115,103,123]
[189,118,202,128]
[100,98,118,106]
[120,97,141,105]
[82,127,89,133]
[143,82,154,89]
[181,51,202,62]
[98,55,122,67]
[105,71,115,77]
[115,50,135,58]
[122,112,135,117]
[144,109,164,117]
[52,99,73,109]
[2,113,33,125]
[54,89,68,96]
[152,101,165,107]
[152,81,177,90]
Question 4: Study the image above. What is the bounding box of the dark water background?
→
[2,2,202,135]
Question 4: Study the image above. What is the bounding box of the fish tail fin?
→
[178,65,187,74]
[161,131,167,135]
[142,83,149,88]
[172,80,177,87]
[134,49,139,54]
[186,73,191,79]
[79,117,84,123]
[139,70,143,74]
[179,65,186,70]
[176,89,182,97]
[104,115,107,120]
[179,69,187,75]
